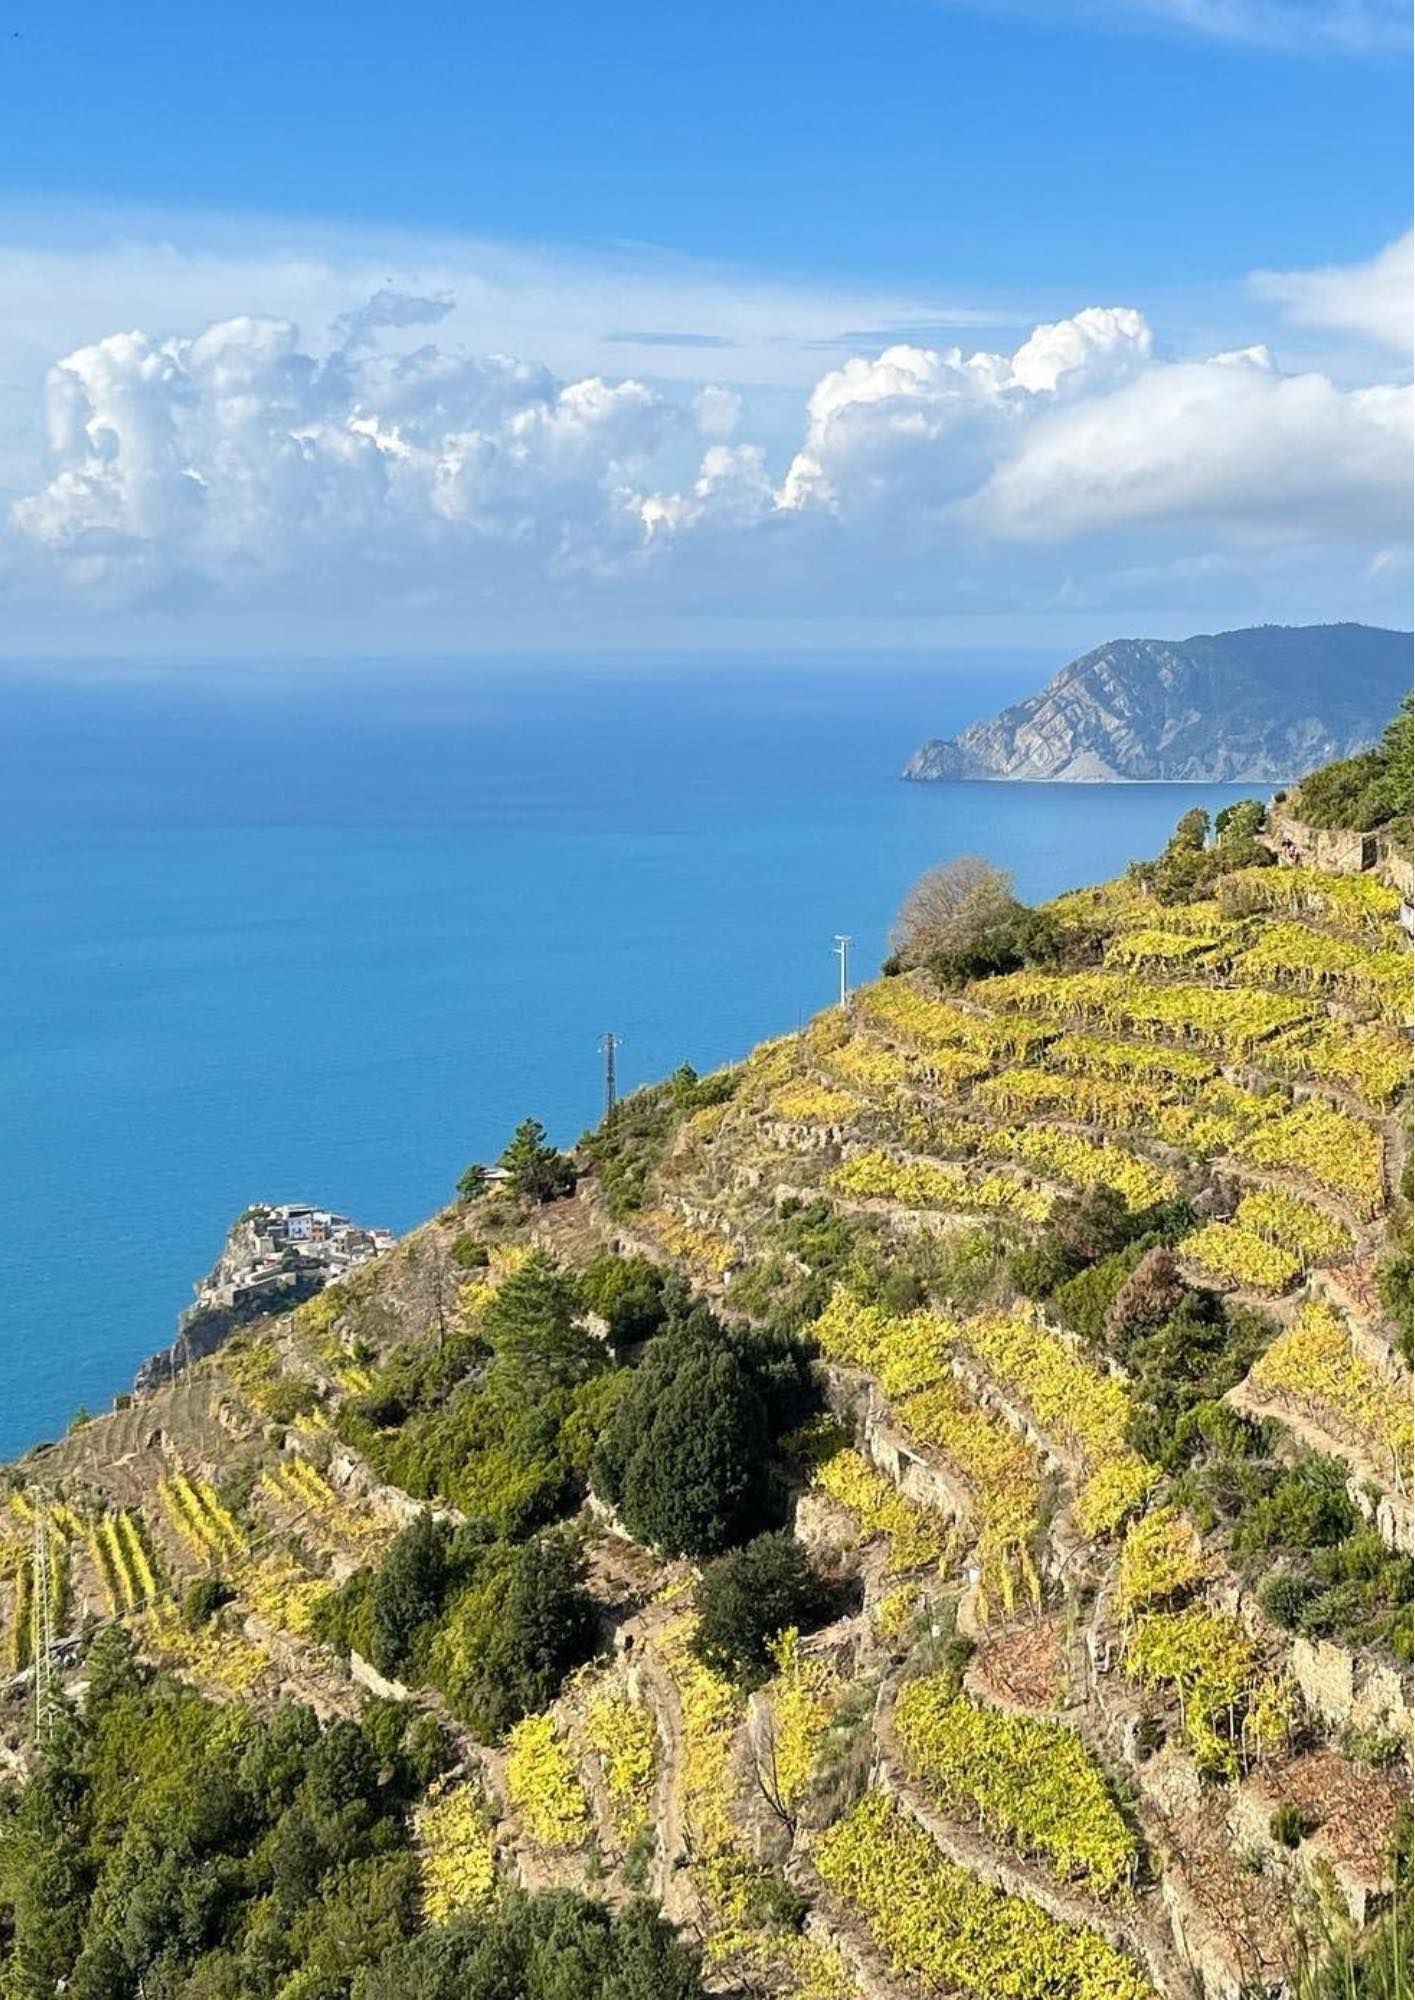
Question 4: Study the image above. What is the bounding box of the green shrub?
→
[591,1306,817,1558]
[691,1532,836,1685]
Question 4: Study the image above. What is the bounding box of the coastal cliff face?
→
[904,623,1412,782]
[134,1201,392,1392]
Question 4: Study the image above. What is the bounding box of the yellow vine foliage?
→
[1232,1187,1352,1264]
[584,1683,658,1842]
[1124,1608,1277,1778]
[1250,1300,1413,1485]
[760,1628,840,1810]
[1178,1221,1303,1295]
[831,1149,1053,1223]
[1235,1100,1386,1218]
[504,1710,593,1851]
[1114,1505,1206,1618]
[813,1790,1156,2000]
[812,1447,952,1573]
[417,1776,497,1921]
[954,1308,1157,1536]
[769,1080,863,1125]
[894,1673,1137,1896]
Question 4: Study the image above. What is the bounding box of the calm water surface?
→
[0,657,1261,1455]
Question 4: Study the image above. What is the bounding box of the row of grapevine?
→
[1104,924,1231,974]
[1178,1221,1302,1295]
[159,1469,244,1563]
[1234,922,1411,1025]
[769,1080,864,1126]
[1249,1300,1413,1487]
[812,1447,954,1574]
[950,1309,1157,1537]
[417,1776,499,1921]
[260,1455,386,1549]
[1231,1187,1352,1263]
[1259,1020,1410,1109]
[1218,865,1403,939]
[893,1672,1137,1896]
[813,1789,1156,2000]
[88,1509,160,1615]
[503,1710,593,1851]
[1234,1100,1386,1217]
[646,1609,862,1998]
[1045,1032,1215,1086]
[831,1149,1054,1224]
[759,1628,842,1813]
[1113,1506,1207,1619]
[977,1059,1284,1165]
[640,1205,738,1278]
[808,1292,1040,1613]
[976,1124,1176,1212]
[583,1682,658,1843]
[857,979,1052,1061]
[895,1383,1041,1620]
[1124,1608,1287,1778]
[146,1600,273,1698]
[8,1558,31,1671]
[976,968,1316,1055]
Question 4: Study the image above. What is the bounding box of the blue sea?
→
[0,657,1262,1459]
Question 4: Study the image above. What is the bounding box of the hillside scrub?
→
[1128,800,1273,904]
[690,1531,838,1685]
[351,1890,706,2000]
[0,1634,435,1999]
[316,1522,599,1741]
[891,855,1061,985]
[1292,695,1413,848]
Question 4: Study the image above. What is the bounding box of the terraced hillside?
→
[0,797,1410,2000]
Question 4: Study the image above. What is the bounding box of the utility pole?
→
[833,935,852,1008]
[599,1032,620,1121]
[31,1498,58,1748]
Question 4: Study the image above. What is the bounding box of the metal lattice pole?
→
[600,1032,619,1120]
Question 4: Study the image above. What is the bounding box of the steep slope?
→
[904,623,1412,782]
[0,783,1410,2000]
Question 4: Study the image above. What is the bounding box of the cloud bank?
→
[2,231,1410,649]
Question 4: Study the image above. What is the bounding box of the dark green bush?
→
[691,1532,836,1685]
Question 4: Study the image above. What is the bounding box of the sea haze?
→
[0,656,1262,1457]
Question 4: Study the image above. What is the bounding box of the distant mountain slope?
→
[903,623,1413,783]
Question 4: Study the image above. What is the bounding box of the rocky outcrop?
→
[134,1201,392,1392]
[904,624,1411,783]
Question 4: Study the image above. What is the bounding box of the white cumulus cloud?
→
[4,232,1411,645]
[1252,231,1414,356]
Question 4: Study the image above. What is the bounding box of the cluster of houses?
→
[192,1202,396,1320]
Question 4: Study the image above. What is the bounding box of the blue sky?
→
[2,0,1408,285]
[0,0,1409,656]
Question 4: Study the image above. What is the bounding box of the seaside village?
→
[192,1204,397,1324]
[0,754,1411,2000]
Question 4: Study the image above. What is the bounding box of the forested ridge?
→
[0,725,1410,2000]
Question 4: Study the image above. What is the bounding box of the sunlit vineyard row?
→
[809,1289,1042,1616]
[1250,1300,1413,1485]
[893,1671,1137,1896]
[813,1790,1156,2000]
